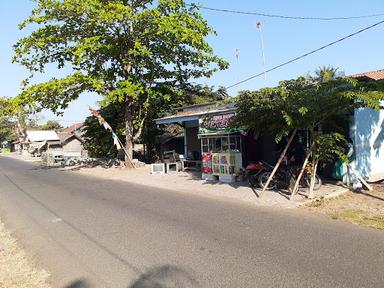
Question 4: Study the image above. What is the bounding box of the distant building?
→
[59,122,87,157]
[23,130,61,156]
[57,131,87,157]
[17,122,88,159]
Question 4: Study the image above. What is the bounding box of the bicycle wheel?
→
[258,171,278,190]
[304,174,322,190]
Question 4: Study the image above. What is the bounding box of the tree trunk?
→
[308,158,319,199]
[16,116,25,142]
[124,100,134,168]
[259,128,297,197]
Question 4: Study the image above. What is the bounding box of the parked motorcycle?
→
[242,161,274,189]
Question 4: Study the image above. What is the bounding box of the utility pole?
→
[256,21,267,85]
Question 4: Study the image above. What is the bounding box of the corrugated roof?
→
[26,130,60,142]
[350,69,384,80]
[155,106,236,125]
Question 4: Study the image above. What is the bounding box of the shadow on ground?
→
[352,190,384,202]
[64,279,90,288]
[61,265,198,288]
[129,265,199,288]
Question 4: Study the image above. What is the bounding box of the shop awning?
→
[198,131,239,137]
[155,114,200,125]
[155,106,236,125]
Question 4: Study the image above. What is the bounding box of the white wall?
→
[352,105,384,177]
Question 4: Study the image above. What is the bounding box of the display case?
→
[211,152,242,177]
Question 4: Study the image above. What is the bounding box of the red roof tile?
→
[61,122,84,133]
[350,69,384,80]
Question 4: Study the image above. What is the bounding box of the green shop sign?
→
[199,112,239,135]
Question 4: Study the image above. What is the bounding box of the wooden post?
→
[290,152,310,200]
[346,164,373,191]
[290,142,315,200]
[259,128,297,197]
[346,165,350,187]
[308,159,319,199]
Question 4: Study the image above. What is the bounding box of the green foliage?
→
[235,73,384,144]
[0,97,19,118]
[313,66,344,83]
[0,97,47,143]
[13,0,229,157]
[39,120,62,131]
[0,118,16,142]
[234,87,287,141]
[312,132,348,163]
[83,104,125,158]
[84,84,228,159]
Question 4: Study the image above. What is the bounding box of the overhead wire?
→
[191,5,384,21]
[225,19,384,89]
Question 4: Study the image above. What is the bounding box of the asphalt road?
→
[0,155,384,288]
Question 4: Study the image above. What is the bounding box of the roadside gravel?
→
[0,220,50,288]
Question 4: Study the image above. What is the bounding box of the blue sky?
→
[1,0,383,126]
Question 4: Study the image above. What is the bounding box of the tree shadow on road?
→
[64,279,90,288]
[129,265,199,288]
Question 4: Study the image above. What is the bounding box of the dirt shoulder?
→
[304,184,384,230]
[0,220,50,288]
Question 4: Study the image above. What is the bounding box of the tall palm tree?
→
[314,66,344,83]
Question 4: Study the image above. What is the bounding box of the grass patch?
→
[305,198,326,208]
[330,209,384,230]
[0,221,50,288]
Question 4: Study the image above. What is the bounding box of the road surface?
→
[0,155,383,288]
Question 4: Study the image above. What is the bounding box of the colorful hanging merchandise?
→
[112,132,122,149]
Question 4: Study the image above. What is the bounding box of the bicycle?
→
[258,165,322,191]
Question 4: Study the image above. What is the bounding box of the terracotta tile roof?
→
[57,132,73,142]
[61,122,84,133]
[350,69,384,80]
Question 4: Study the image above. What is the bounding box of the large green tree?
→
[0,118,15,143]
[83,84,228,160]
[1,98,23,142]
[13,0,228,166]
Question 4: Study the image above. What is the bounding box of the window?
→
[201,135,241,153]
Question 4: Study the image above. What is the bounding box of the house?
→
[155,69,384,183]
[350,69,384,179]
[23,130,60,156]
[21,122,87,159]
[57,122,87,157]
[57,131,87,157]
[155,102,275,182]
